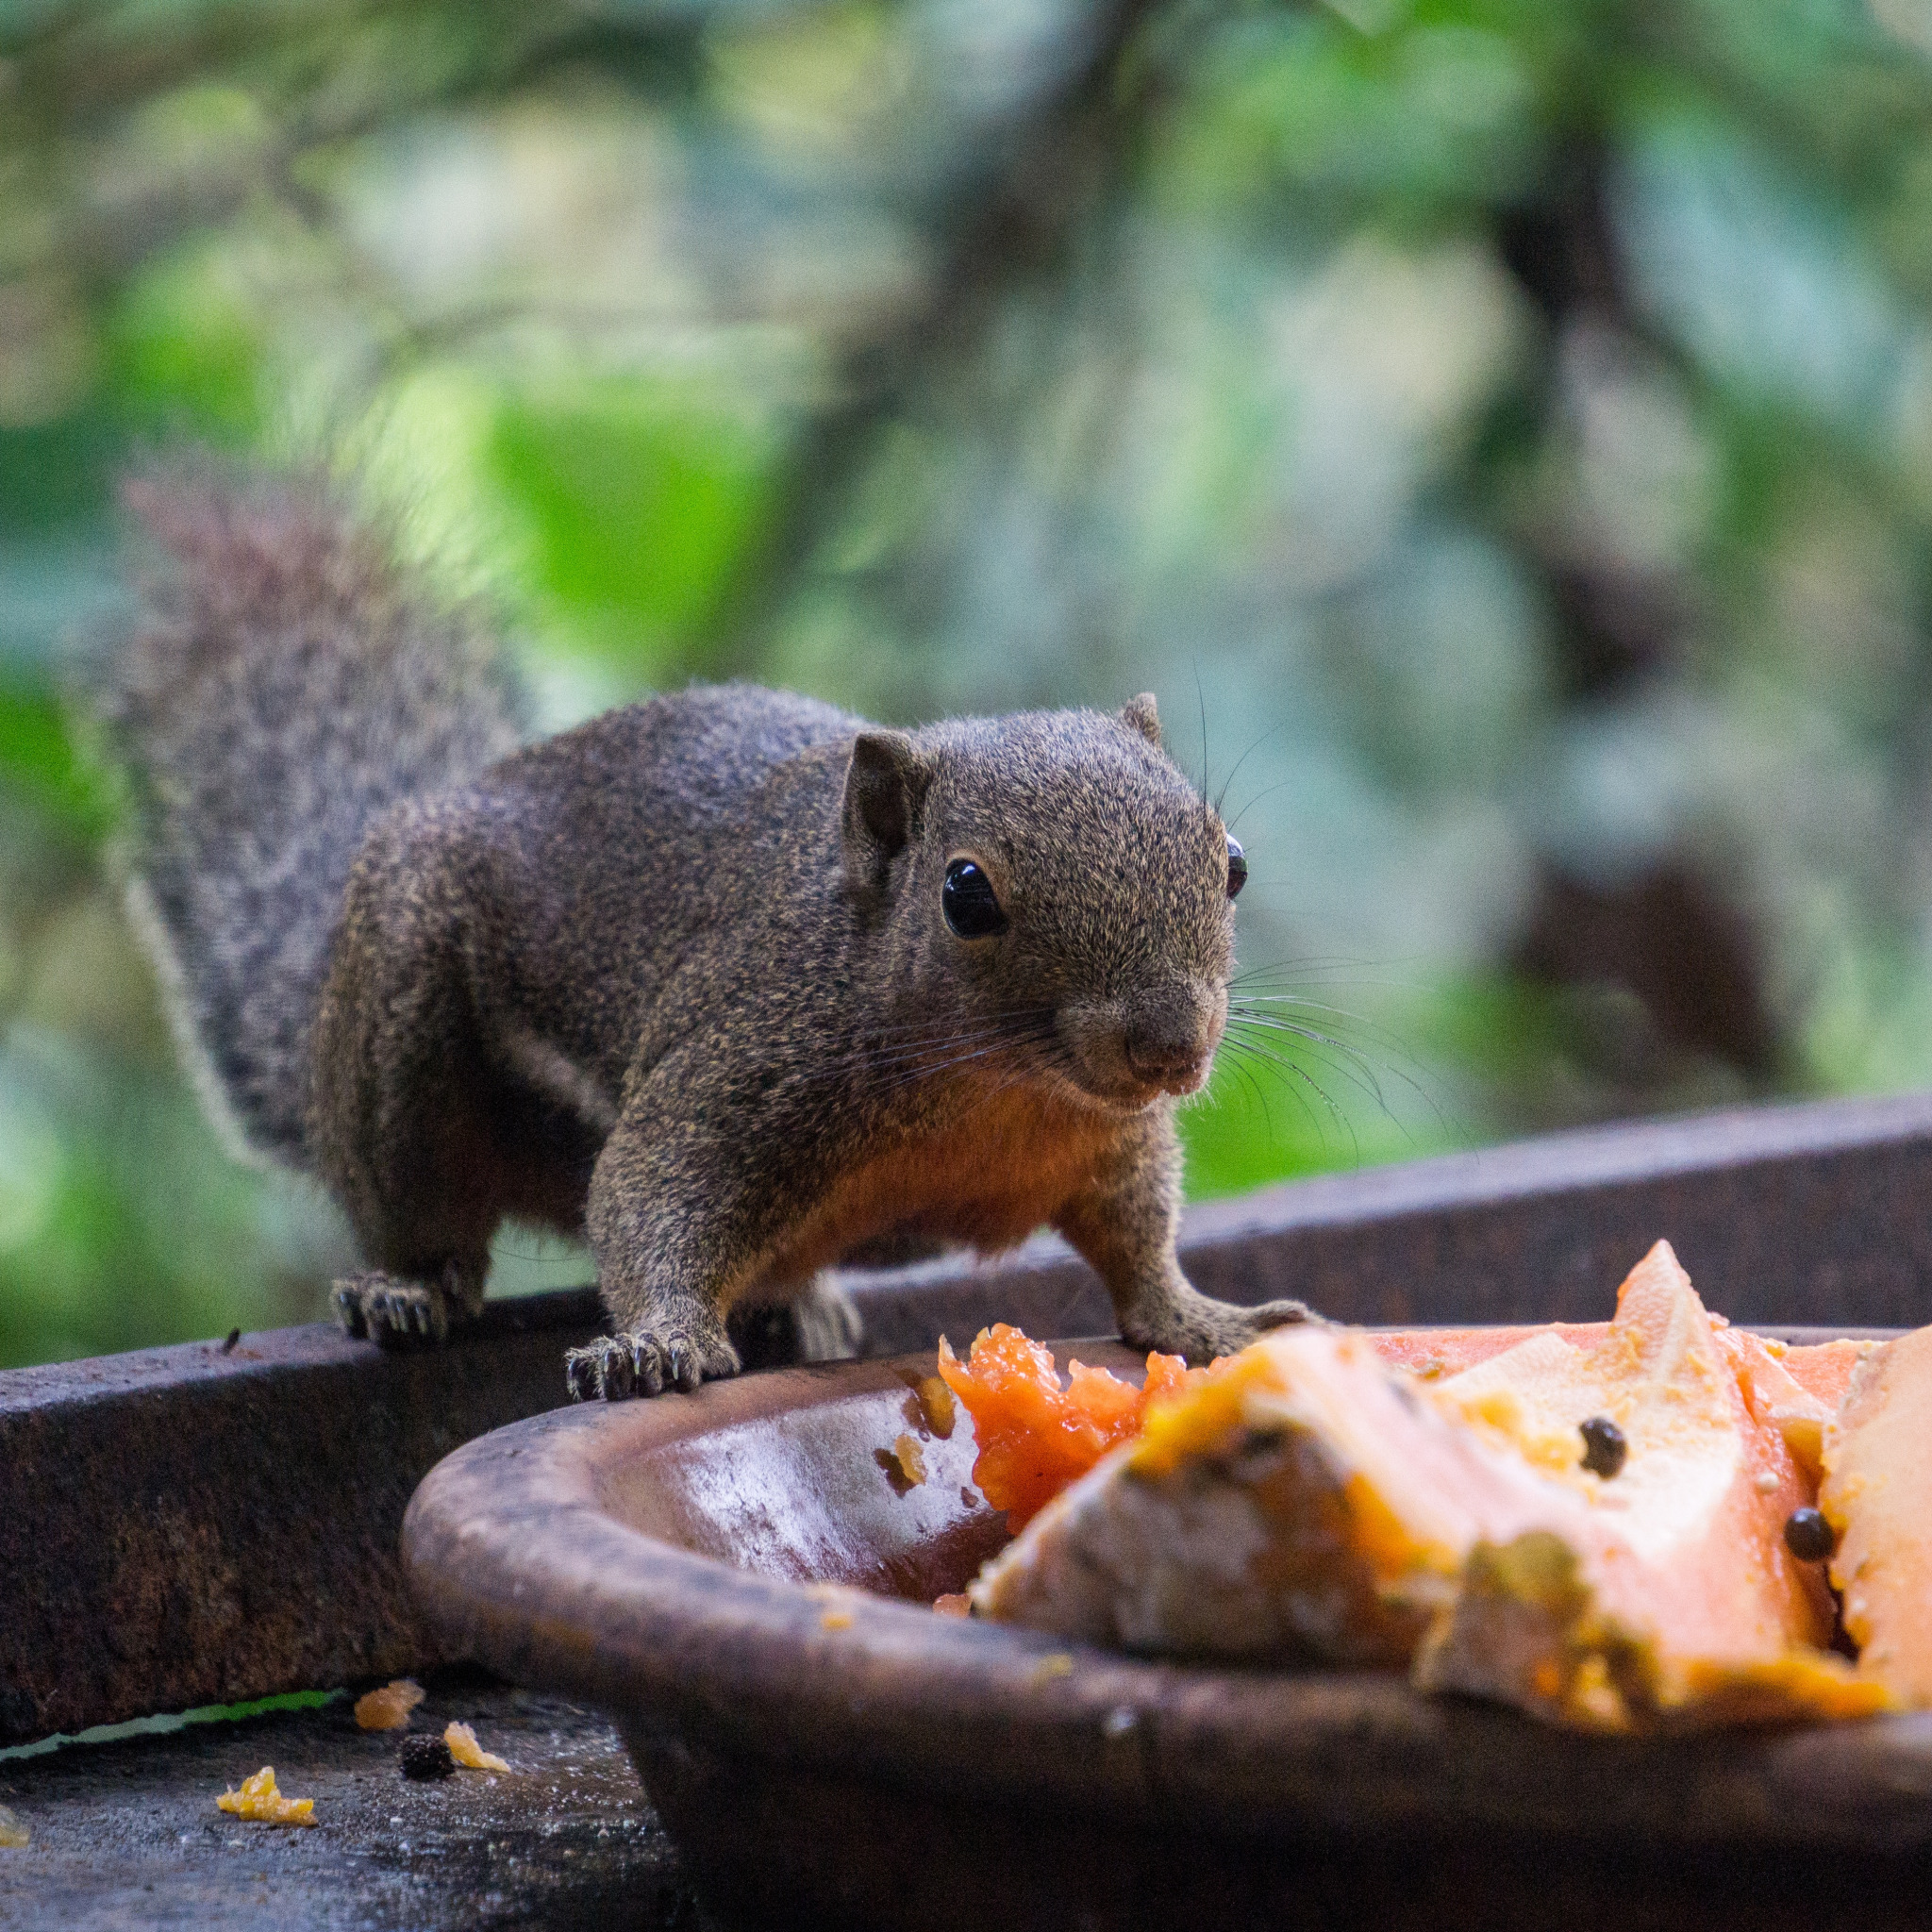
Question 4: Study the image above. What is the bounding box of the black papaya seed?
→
[1578,1415,1627,1478]
[1784,1507,1836,1563]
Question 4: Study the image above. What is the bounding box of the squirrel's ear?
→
[1121,692,1161,748]
[842,731,934,900]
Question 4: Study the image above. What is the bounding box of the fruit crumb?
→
[1029,1653,1074,1684]
[933,1592,972,1617]
[444,1722,511,1773]
[892,1433,927,1485]
[217,1767,315,1826]
[809,1582,863,1631]
[354,1679,425,1731]
[915,1375,957,1438]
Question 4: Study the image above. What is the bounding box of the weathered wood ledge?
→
[6,1089,1932,1746]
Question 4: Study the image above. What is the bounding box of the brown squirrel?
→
[102,465,1311,1399]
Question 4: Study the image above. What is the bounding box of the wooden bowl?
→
[402,1343,1932,1932]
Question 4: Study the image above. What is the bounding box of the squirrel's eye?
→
[942,858,1008,939]
[1225,835,1247,900]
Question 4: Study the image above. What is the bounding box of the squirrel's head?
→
[841,695,1244,1114]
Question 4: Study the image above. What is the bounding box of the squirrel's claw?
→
[563,1347,601,1403]
[564,1326,741,1403]
[1248,1296,1320,1332]
[331,1271,454,1348]
[331,1281,370,1340]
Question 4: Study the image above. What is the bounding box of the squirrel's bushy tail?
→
[104,465,526,1170]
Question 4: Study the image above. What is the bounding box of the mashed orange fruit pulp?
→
[937,1325,1209,1527]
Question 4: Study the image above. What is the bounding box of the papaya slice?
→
[1821,1325,1932,1708]
[1414,1243,1879,1730]
[1780,1337,1871,1413]
[974,1242,1887,1731]
[1369,1324,1607,1381]
[941,1319,1878,1534]
[1710,1327,1870,1483]
[969,1324,1574,1662]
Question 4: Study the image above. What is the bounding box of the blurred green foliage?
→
[491,376,794,670]
[8,0,1932,1364]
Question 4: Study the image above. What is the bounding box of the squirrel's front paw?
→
[1122,1285,1323,1364]
[564,1324,742,1402]
[332,1271,454,1346]
[1188,1296,1321,1358]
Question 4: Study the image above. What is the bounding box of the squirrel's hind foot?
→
[332,1264,480,1347]
[728,1276,865,1372]
[565,1322,742,1402]
[792,1274,864,1362]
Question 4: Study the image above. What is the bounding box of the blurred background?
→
[7,0,1932,1367]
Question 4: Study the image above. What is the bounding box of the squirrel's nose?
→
[1124,1004,1214,1087]
[1124,1033,1201,1082]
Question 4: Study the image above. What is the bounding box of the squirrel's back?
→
[430,682,859,1088]
[104,467,526,1168]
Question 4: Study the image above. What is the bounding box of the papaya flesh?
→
[1412,1243,1879,1730]
[1821,1325,1932,1708]
[940,1321,1874,1535]
[1369,1324,1607,1381]
[935,1326,1208,1529]
[968,1242,1888,1732]
[968,1324,1577,1662]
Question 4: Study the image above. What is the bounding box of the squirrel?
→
[101,464,1312,1400]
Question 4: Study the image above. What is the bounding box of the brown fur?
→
[107,466,1312,1399]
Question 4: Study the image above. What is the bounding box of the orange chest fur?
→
[752,1088,1117,1292]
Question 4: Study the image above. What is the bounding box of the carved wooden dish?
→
[402,1341,1932,1932]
